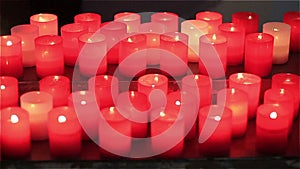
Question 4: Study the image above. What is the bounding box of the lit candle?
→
[151,12,179,32]
[256,104,289,154]
[61,23,88,66]
[283,11,300,52]
[196,11,222,34]
[35,35,64,77]
[48,106,82,158]
[232,12,259,34]
[138,73,168,97]
[39,75,70,107]
[88,75,119,109]
[114,12,141,33]
[0,107,31,158]
[217,88,248,137]
[116,91,150,138]
[263,22,291,64]
[0,76,18,109]
[100,21,127,64]
[272,73,299,118]
[181,20,208,62]
[229,73,261,119]
[244,33,274,77]
[20,91,53,140]
[198,105,232,157]
[74,12,101,32]
[119,34,147,77]
[78,32,107,76]
[199,33,227,78]
[0,35,23,78]
[30,13,58,35]
[10,24,39,67]
[160,32,188,76]
[218,23,245,65]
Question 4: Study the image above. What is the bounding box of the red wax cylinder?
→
[30,13,58,36]
[196,11,222,34]
[48,106,82,158]
[160,32,188,76]
[245,33,274,77]
[74,12,101,32]
[0,107,31,158]
[229,73,261,119]
[199,33,227,78]
[232,12,259,34]
[88,75,119,109]
[283,11,300,52]
[151,12,179,32]
[0,35,23,78]
[217,88,248,137]
[61,23,88,66]
[35,35,64,77]
[272,73,299,118]
[114,12,141,33]
[100,21,127,64]
[0,76,18,109]
[39,75,70,107]
[218,23,245,65]
[256,104,289,154]
[198,105,232,157]
[78,32,107,76]
[10,24,39,67]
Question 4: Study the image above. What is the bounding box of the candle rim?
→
[79,32,106,44]
[200,33,227,45]
[21,91,53,104]
[182,74,211,87]
[139,22,166,34]
[30,13,57,22]
[100,21,127,32]
[272,73,299,84]
[138,73,168,86]
[229,73,261,85]
[35,35,62,46]
[181,19,209,30]
[61,23,88,33]
[11,24,39,34]
[246,33,274,43]
[263,22,291,32]
[1,35,21,47]
[160,32,188,43]
[196,11,222,21]
[74,12,101,22]
[232,11,259,20]
[151,12,179,21]
[0,107,29,125]
[0,76,18,87]
[199,104,232,120]
[88,75,119,88]
[219,23,245,33]
[122,34,147,44]
[264,88,293,102]
[257,103,290,119]
[114,12,141,21]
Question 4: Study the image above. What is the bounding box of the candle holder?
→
[232,12,259,34]
[114,12,141,33]
[74,12,101,32]
[196,11,222,34]
[30,13,58,36]
[151,12,179,32]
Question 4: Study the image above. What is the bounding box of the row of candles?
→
[0,72,299,158]
[0,11,300,79]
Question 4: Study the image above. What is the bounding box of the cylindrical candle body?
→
[232,12,259,34]
[196,11,222,34]
[283,11,300,52]
[245,33,274,77]
[10,24,39,67]
[20,91,53,140]
[114,12,141,33]
[61,23,88,66]
[151,12,179,32]
[74,12,101,32]
[263,22,291,64]
[229,73,261,119]
[0,35,23,78]
[0,76,18,109]
[39,75,70,107]
[218,23,245,65]
[1,107,31,158]
[35,35,64,77]
[30,13,58,35]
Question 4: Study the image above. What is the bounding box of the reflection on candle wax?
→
[269,111,278,119]
[80,100,87,105]
[10,114,19,124]
[248,15,252,20]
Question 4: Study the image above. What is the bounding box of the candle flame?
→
[128,37,133,43]
[80,100,87,105]
[10,114,19,124]
[258,34,263,40]
[175,100,181,106]
[230,27,235,32]
[152,38,157,42]
[160,111,166,117]
[109,107,115,114]
[269,111,277,119]
[214,115,221,121]
[279,89,285,94]
[38,15,48,22]
[273,28,279,32]
[212,34,217,40]
[130,91,135,97]
[248,15,252,20]
[194,75,199,80]
[6,40,13,46]
[49,41,55,45]
[151,84,155,88]
[54,75,59,81]
[237,73,244,79]
[58,115,67,123]
[203,17,210,21]
[104,75,109,80]
[174,35,180,41]
[231,88,236,94]
[154,76,159,83]
[0,85,6,90]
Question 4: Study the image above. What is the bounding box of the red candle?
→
[114,12,141,33]
[245,33,274,77]
[119,34,147,77]
[217,88,248,137]
[100,21,127,64]
[232,12,259,34]
[88,75,119,109]
[35,35,64,77]
[0,35,23,78]
[78,32,107,76]
[229,73,261,119]
[198,105,232,157]
[283,11,300,52]
[151,12,179,32]
[138,73,168,97]
[30,13,58,36]
[196,11,222,34]
[48,106,82,158]
[116,91,150,138]
[39,75,70,107]
[61,23,88,66]
[0,107,31,158]
[272,73,299,118]
[10,24,39,67]
[199,33,227,78]
[256,104,289,154]
[160,32,188,76]
[0,76,18,109]
[74,12,101,32]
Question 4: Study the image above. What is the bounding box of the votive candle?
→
[151,12,179,32]
[30,13,58,36]
[196,11,222,34]
[283,11,300,52]
[74,12,101,32]
[0,76,18,109]
[114,12,141,33]
[232,12,259,34]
